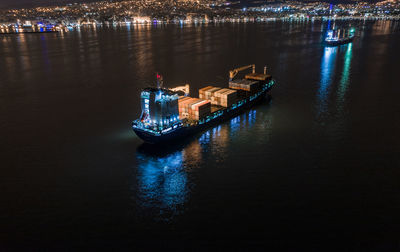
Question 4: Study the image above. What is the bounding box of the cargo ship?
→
[132,64,275,144]
[325,28,355,46]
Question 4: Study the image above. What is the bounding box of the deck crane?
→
[229,64,268,81]
[170,84,190,96]
[229,64,255,81]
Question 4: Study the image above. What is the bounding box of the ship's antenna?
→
[156,73,163,89]
[327,3,333,30]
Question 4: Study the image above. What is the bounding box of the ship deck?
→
[211,105,224,113]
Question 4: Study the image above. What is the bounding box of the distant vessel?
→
[132,65,275,144]
[0,24,62,35]
[325,28,355,46]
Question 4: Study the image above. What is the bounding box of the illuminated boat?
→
[325,28,355,46]
[132,65,275,144]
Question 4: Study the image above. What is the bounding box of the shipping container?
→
[219,89,237,107]
[178,97,210,120]
[199,86,214,95]
[204,87,221,100]
[229,79,260,93]
[178,97,198,119]
[245,73,272,81]
[211,88,237,107]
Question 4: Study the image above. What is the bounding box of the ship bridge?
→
[140,88,181,130]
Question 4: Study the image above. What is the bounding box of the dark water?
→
[1,21,400,250]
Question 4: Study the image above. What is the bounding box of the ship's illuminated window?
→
[141,92,150,98]
[327,30,333,39]
[145,104,149,109]
[144,99,149,104]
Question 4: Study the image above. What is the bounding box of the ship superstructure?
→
[325,28,355,46]
[138,87,181,132]
[132,65,275,144]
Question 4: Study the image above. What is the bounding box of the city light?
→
[0,0,399,32]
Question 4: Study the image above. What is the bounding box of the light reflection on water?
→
[337,43,353,113]
[247,109,257,129]
[135,138,204,221]
[134,109,262,220]
[136,150,187,215]
[39,34,51,74]
[314,42,354,142]
[316,43,354,121]
[317,46,337,118]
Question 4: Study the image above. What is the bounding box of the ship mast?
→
[156,73,163,89]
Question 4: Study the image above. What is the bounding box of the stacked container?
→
[220,89,237,107]
[178,97,211,120]
[199,86,221,100]
[245,73,271,82]
[229,79,260,93]
[199,86,238,107]
[199,86,214,99]
[211,88,228,105]
[212,89,237,107]
[178,97,194,119]
[189,100,211,120]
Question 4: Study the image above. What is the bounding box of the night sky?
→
[0,0,375,10]
[0,0,101,9]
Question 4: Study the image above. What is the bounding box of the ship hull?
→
[133,87,272,144]
[325,36,354,46]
